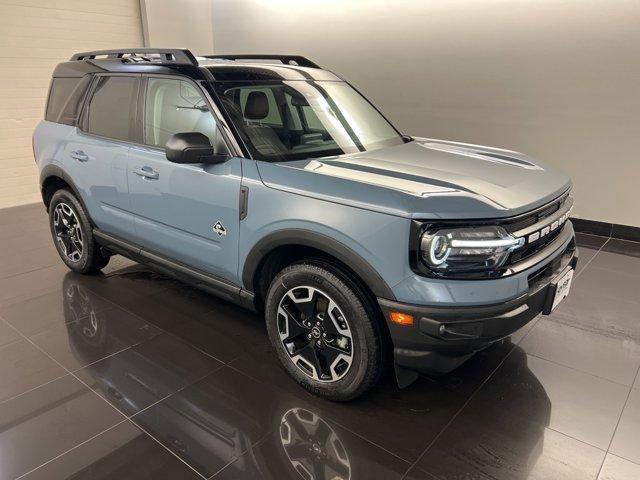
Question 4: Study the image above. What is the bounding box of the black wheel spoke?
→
[72,236,83,249]
[58,233,72,252]
[280,304,308,343]
[71,237,83,254]
[323,339,350,356]
[63,210,75,225]
[322,317,339,337]
[296,342,327,378]
[318,344,341,368]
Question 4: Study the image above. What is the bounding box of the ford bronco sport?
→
[34,49,577,400]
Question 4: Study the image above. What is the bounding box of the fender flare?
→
[40,164,85,209]
[242,229,396,301]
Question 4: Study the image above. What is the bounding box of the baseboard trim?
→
[570,217,640,242]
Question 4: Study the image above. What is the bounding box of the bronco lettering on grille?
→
[523,210,571,244]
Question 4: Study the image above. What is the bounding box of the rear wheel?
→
[49,189,109,274]
[265,262,382,401]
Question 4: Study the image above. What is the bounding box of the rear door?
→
[127,75,242,283]
[63,74,140,238]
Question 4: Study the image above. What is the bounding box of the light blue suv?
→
[34,49,577,400]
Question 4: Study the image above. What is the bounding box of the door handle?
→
[133,166,159,180]
[70,150,89,162]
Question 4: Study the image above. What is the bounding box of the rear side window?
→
[85,76,138,141]
[45,77,91,126]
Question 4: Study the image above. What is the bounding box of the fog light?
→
[390,311,414,326]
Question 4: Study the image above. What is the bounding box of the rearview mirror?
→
[165,132,229,164]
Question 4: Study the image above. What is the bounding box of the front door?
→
[128,76,241,283]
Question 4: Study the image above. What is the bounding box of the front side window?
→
[85,76,138,141]
[144,77,217,148]
[212,80,403,161]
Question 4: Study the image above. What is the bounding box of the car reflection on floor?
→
[61,271,552,479]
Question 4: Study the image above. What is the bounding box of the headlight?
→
[420,226,524,275]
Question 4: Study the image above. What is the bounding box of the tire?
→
[265,262,382,401]
[48,189,110,274]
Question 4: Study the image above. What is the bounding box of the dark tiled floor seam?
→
[575,236,609,280]
[0,254,61,281]
[207,428,276,479]
[525,345,640,389]
[0,313,208,480]
[13,419,130,480]
[0,371,69,408]
[595,364,640,478]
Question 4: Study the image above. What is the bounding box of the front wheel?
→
[265,263,382,401]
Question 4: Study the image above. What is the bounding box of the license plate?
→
[550,268,574,312]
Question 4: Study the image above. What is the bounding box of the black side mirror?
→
[165,132,229,164]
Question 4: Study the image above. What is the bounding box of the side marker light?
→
[390,311,414,326]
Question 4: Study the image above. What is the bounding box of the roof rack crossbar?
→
[70,48,198,66]
[202,54,320,69]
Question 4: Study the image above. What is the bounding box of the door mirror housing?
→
[165,132,229,164]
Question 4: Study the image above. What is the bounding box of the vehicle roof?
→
[53,49,341,82]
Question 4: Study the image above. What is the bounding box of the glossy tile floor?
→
[1,203,639,480]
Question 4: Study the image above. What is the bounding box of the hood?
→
[256,137,572,219]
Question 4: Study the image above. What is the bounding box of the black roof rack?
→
[70,48,198,66]
[67,50,321,71]
[202,54,320,69]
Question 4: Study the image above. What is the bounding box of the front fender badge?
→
[212,221,227,236]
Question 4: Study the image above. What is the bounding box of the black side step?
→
[93,229,255,310]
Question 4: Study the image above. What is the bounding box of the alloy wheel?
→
[277,286,353,383]
[53,202,83,262]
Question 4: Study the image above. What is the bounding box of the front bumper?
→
[378,236,577,382]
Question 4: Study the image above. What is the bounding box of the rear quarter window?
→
[45,76,92,126]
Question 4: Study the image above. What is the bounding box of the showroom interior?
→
[1,0,639,479]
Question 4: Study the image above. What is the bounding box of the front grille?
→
[508,227,563,264]
[502,192,571,267]
[501,191,570,233]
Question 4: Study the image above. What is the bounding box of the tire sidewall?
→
[265,263,378,400]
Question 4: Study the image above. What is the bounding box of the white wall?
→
[211,0,640,227]
[140,0,214,55]
[0,0,144,209]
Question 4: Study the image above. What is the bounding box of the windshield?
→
[212,80,404,161]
